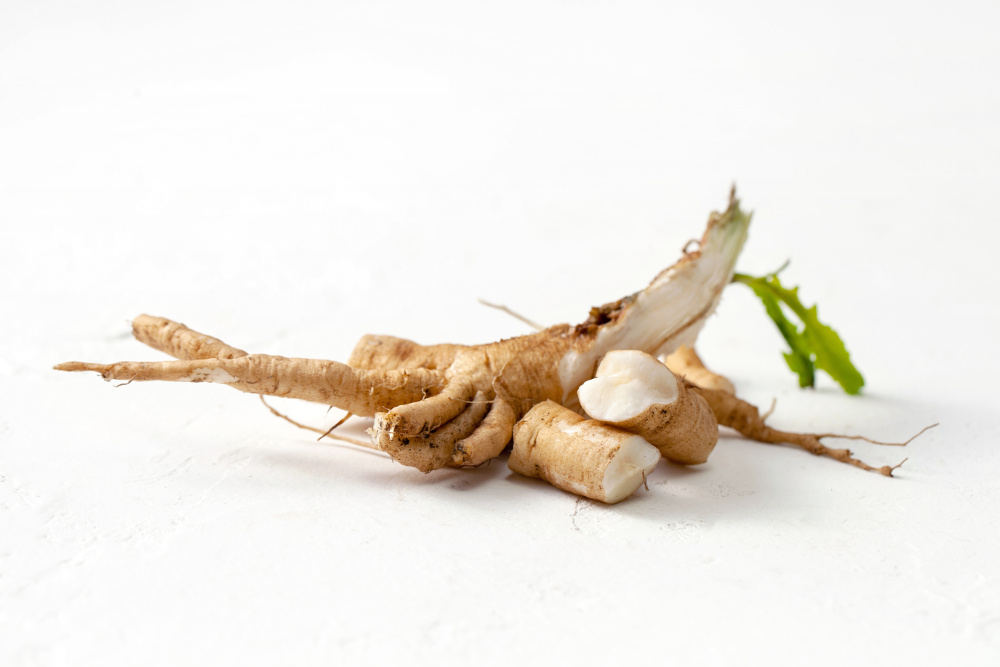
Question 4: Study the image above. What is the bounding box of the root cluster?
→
[55,192,930,503]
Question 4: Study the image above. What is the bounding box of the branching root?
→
[259,396,376,450]
[54,356,445,416]
[132,314,249,360]
[694,388,928,476]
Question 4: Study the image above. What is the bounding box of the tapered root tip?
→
[54,362,110,373]
[883,457,909,477]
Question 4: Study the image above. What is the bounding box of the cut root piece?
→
[54,356,445,416]
[578,350,719,465]
[694,388,917,476]
[509,400,660,504]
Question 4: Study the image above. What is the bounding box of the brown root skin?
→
[612,384,718,465]
[664,345,735,395]
[347,334,464,372]
[577,350,718,465]
[56,192,752,475]
[57,317,448,416]
[452,396,518,467]
[132,314,249,361]
[368,330,576,472]
[372,393,490,472]
[509,400,660,504]
[341,193,750,472]
[694,387,910,476]
[54,357,445,417]
[56,314,575,474]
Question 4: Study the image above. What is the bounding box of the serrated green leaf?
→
[783,351,815,389]
[799,304,865,394]
[733,271,864,394]
[742,279,815,388]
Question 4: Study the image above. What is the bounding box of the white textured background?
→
[3,1,999,665]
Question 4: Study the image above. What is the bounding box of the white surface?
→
[3,1,999,665]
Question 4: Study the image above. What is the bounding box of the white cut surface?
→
[601,435,661,503]
[556,203,749,403]
[579,350,680,422]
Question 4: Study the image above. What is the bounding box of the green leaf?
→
[742,279,815,388]
[733,271,864,394]
[783,351,815,388]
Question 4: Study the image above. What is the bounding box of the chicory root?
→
[577,350,718,465]
[58,191,751,475]
[509,400,660,504]
[55,189,914,500]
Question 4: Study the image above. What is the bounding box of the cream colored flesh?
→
[578,350,719,466]
[578,350,679,422]
[601,433,661,503]
[509,401,660,504]
[556,200,750,405]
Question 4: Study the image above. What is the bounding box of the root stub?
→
[510,400,660,504]
[578,350,719,465]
